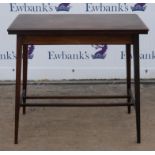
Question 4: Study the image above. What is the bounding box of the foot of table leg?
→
[22,44,28,115]
[133,35,141,144]
[126,44,131,114]
[15,36,22,144]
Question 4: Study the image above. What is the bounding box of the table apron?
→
[21,34,134,45]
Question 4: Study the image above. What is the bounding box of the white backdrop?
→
[0,3,154,80]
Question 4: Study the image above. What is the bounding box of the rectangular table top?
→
[7,14,149,35]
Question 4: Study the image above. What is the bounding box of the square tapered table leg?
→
[15,36,23,144]
[133,35,141,143]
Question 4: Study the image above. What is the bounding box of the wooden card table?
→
[7,14,149,144]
